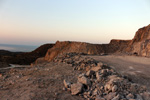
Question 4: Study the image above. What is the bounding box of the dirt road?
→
[89,55,150,90]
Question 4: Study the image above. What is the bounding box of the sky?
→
[0,0,150,46]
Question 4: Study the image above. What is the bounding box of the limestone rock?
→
[78,74,91,86]
[71,83,83,95]
[86,70,95,77]
[91,66,102,72]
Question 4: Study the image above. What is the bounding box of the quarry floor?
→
[0,54,150,100]
[89,55,150,90]
[0,63,84,100]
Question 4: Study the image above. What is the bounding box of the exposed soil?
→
[0,62,84,100]
[1,54,150,100]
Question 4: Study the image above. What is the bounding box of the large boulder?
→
[71,83,83,95]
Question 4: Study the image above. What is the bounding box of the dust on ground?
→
[0,62,84,100]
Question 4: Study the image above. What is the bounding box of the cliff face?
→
[45,41,101,61]
[126,24,150,57]
[44,24,150,62]
[109,39,131,52]
[44,40,130,61]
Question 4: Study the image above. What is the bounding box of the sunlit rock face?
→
[44,40,131,61]
[45,24,150,62]
[126,24,150,57]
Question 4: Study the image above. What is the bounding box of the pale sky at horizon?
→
[0,0,150,46]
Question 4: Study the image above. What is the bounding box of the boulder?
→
[91,66,102,72]
[78,74,91,86]
[86,70,95,77]
[71,83,83,95]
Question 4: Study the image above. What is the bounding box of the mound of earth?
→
[0,44,54,65]
[0,50,22,56]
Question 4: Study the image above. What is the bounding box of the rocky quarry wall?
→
[126,24,150,57]
[44,24,150,62]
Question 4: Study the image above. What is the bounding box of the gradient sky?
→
[0,0,150,46]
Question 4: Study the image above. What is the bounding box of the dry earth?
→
[0,62,84,100]
[0,54,150,100]
[89,55,150,90]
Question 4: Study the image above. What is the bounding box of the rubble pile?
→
[57,53,150,100]
[53,52,104,71]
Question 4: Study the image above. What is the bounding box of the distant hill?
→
[0,44,54,65]
[0,44,37,52]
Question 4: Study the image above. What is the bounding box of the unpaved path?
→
[89,55,150,90]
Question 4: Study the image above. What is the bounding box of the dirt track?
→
[89,55,150,90]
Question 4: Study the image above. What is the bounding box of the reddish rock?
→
[71,83,83,95]
[126,24,150,57]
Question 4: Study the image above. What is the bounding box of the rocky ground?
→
[89,55,150,91]
[0,53,150,100]
[0,61,83,100]
[54,53,150,100]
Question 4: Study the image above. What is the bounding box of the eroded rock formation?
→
[126,24,150,57]
[44,24,150,61]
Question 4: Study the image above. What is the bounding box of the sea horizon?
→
[0,43,38,52]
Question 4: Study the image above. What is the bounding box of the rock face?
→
[126,24,150,57]
[45,41,102,61]
[109,39,131,52]
[44,41,130,61]
[44,24,150,61]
